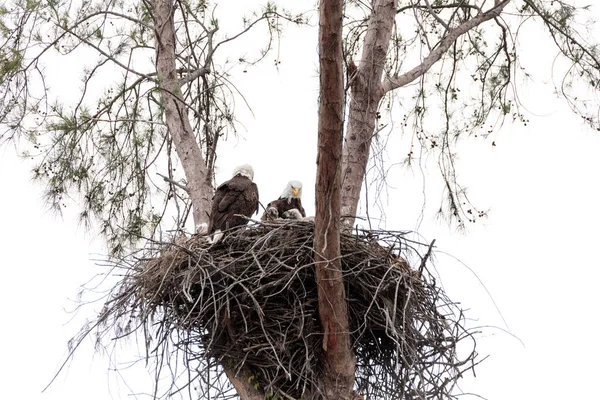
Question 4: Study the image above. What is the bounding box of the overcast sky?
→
[2,1,600,399]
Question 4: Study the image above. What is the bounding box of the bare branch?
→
[157,173,189,193]
[382,0,510,93]
[397,2,481,15]
[58,24,153,80]
[178,66,211,86]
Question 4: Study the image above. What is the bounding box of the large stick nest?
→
[94,221,478,399]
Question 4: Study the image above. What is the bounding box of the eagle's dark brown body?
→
[266,197,306,218]
[209,174,259,233]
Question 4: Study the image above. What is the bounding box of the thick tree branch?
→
[341,0,397,227]
[382,0,510,93]
[178,66,210,86]
[315,0,355,399]
[152,0,213,229]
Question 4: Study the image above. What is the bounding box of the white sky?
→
[2,1,600,399]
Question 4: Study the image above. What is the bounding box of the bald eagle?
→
[208,164,259,242]
[261,180,306,221]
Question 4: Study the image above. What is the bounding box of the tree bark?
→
[153,0,212,230]
[224,367,263,400]
[340,0,398,228]
[315,0,355,399]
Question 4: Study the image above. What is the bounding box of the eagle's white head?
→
[280,180,302,199]
[233,164,254,181]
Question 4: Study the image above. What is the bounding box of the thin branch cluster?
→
[92,221,478,399]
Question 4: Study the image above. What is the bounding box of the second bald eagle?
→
[262,180,306,221]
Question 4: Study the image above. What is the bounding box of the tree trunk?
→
[315,0,355,399]
[224,367,263,400]
[152,1,260,399]
[153,0,213,230]
[341,0,398,228]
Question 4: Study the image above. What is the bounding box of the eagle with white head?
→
[261,180,306,221]
[208,164,259,242]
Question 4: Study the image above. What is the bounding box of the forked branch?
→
[382,0,510,93]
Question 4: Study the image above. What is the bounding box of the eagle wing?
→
[216,182,242,212]
[295,199,306,217]
[209,176,259,233]
[234,179,259,216]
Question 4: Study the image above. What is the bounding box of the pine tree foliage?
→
[0,0,305,254]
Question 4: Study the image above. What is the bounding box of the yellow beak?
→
[292,187,300,198]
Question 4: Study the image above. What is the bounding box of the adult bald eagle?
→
[261,180,306,221]
[208,164,259,242]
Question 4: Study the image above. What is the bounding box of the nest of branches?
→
[95,221,478,399]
